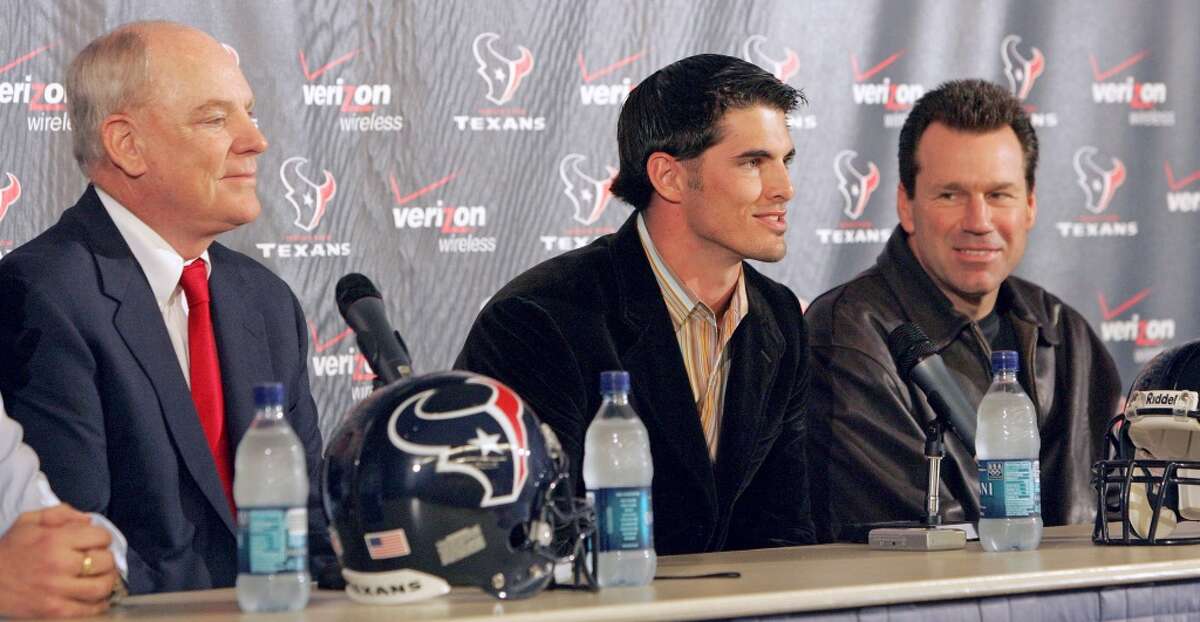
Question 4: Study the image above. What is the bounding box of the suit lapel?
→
[713,276,781,507]
[207,245,271,451]
[79,190,236,534]
[609,218,717,515]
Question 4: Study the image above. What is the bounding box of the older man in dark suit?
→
[456,54,814,554]
[0,21,327,594]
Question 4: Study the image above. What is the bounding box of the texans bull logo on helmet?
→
[387,376,529,507]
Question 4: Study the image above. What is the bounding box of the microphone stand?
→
[922,419,945,528]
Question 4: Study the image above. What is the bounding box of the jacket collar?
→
[876,226,1059,350]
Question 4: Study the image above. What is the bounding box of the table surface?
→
[94,525,1200,622]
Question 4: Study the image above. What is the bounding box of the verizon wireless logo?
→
[1097,288,1175,363]
[1088,49,1174,127]
[389,171,496,253]
[849,49,924,128]
[1164,161,1200,213]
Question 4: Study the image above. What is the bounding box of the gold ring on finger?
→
[80,554,94,577]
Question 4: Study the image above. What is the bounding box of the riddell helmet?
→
[323,371,594,603]
[1093,340,1200,544]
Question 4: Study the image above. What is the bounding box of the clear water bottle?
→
[976,351,1043,551]
[583,371,656,587]
[235,383,311,611]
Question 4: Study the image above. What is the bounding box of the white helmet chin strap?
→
[342,568,451,605]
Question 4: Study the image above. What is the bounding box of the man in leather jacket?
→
[804,80,1120,541]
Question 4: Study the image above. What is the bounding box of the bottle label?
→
[589,487,653,552]
[237,507,308,575]
[978,459,1041,519]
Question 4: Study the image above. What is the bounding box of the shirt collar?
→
[636,212,749,327]
[95,186,211,310]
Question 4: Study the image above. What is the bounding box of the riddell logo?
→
[541,153,625,253]
[1164,161,1200,213]
[1056,146,1136,238]
[298,47,402,132]
[816,151,889,245]
[849,49,924,127]
[1,44,72,133]
[576,47,643,106]
[454,33,545,132]
[1000,35,1057,128]
[256,157,351,259]
[742,35,816,130]
[1097,288,1175,363]
[1089,48,1174,126]
[389,171,495,253]
[308,320,376,401]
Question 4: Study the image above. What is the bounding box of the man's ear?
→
[1026,189,1038,229]
[101,114,147,177]
[896,182,916,234]
[645,152,686,205]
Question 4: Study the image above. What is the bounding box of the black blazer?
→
[456,214,814,554]
[0,187,328,594]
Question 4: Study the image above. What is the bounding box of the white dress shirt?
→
[0,395,128,578]
[95,187,210,386]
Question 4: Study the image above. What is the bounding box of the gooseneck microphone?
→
[887,323,978,454]
[335,273,413,385]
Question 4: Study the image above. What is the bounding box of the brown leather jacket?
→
[805,228,1120,541]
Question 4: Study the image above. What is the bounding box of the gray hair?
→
[66,24,157,174]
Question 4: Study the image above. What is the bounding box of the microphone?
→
[335,273,412,385]
[887,323,977,454]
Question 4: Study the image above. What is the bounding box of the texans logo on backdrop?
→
[559,154,616,226]
[281,156,337,232]
[0,172,20,225]
[998,34,1056,127]
[1056,146,1137,238]
[387,377,528,507]
[1000,35,1044,101]
[453,33,545,131]
[815,151,889,245]
[473,32,533,106]
[741,35,816,130]
[741,35,798,83]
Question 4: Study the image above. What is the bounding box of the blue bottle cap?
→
[991,350,1019,373]
[253,382,285,407]
[599,370,630,395]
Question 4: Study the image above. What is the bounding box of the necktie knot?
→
[180,259,210,307]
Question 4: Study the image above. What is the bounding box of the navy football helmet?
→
[1094,340,1200,544]
[323,371,594,603]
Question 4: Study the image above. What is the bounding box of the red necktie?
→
[179,259,236,516]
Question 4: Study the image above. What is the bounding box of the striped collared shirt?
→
[636,213,749,460]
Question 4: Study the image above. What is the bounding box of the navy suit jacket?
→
[0,187,328,594]
[455,214,815,554]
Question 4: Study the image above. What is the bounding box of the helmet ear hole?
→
[509,524,529,551]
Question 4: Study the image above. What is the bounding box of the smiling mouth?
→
[754,213,787,228]
[955,248,1000,259]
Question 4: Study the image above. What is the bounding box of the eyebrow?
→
[191,98,255,115]
[734,148,796,161]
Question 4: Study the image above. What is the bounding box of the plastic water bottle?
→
[583,371,656,587]
[235,383,311,611]
[976,351,1043,551]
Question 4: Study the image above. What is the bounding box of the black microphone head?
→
[887,322,937,384]
[335,273,382,318]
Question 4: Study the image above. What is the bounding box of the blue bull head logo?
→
[387,376,529,507]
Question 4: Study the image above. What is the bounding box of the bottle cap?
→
[599,370,630,395]
[253,382,285,407]
[991,350,1019,373]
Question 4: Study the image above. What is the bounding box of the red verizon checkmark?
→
[298,48,358,81]
[308,321,354,353]
[577,50,645,83]
[0,45,51,75]
[1165,161,1200,192]
[1098,288,1151,321]
[1089,50,1148,81]
[390,172,457,205]
[850,50,904,82]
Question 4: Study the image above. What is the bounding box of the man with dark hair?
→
[804,79,1119,540]
[457,54,815,554]
[0,21,329,593]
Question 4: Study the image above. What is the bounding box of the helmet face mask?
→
[323,371,596,602]
[1094,341,1200,545]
